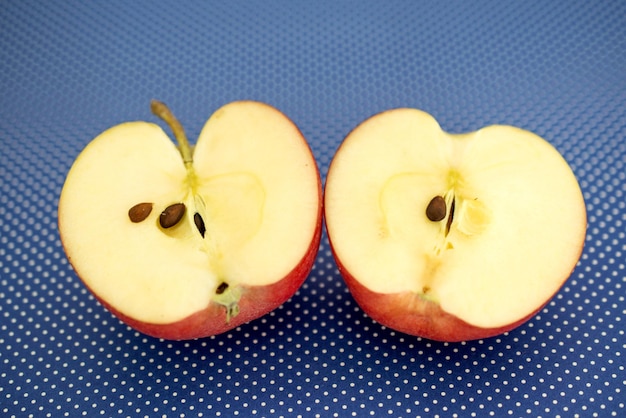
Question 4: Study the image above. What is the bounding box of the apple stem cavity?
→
[150,99,194,165]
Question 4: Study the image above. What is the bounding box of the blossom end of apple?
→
[213,284,242,323]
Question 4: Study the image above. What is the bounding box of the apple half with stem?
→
[324,108,586,342]
[59,100,322,340]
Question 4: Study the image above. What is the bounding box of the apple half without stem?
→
[324,108,587,342]
[58,100,322,340]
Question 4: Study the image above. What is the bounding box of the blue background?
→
[1,1,624,416]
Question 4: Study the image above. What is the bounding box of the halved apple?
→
[324,108,586,342]
[59,100,322,340]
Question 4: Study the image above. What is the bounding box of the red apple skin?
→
[327,236,578,342]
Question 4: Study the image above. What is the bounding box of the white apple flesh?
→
[324,108,586,342]
[59,101,322,340]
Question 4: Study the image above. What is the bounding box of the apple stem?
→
[150,100,193,164]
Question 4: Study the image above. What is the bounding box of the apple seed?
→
[194,213,206,238]
[445,197,456,236]
[216,282,229,294]
[128,202,153,223]
[426,196,447,222]
[159,203,186,228]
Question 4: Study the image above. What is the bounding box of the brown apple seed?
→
[159,203,186,228]
[128,202,153,223]
[445,197,456,236]
[194,213,206,238]
[426,195,447,222]
[216,282,229,294]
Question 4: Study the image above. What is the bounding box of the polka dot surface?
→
[1,1,625,417]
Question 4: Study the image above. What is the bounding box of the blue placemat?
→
[1,1,624,416]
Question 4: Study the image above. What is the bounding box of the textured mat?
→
[1,1,625,416]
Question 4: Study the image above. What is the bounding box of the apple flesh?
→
[59,100,322,340]
[324,108,586,342]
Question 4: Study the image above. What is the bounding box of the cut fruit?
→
[59,100,322,340]
[324,108,586,341]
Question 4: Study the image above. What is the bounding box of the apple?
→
[324,108,586,342]
[58,100,322,340]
